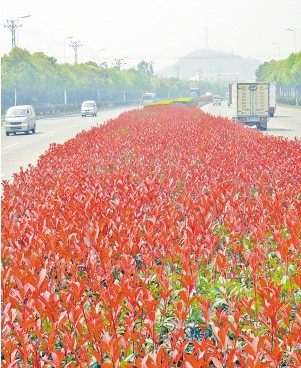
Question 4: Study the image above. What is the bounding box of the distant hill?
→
[158,49,261,82]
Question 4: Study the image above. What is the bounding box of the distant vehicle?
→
[213,95,221,106]
[190,87,200,98]
[4,105,36,136]
[81,100,97,117]
[199,95,213,101]
[231,82,270,130]
[269,82,276,117]
[142,92,157,105]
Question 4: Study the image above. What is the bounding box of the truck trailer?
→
[231,82,270,131]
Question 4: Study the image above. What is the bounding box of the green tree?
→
[255,52,301,104]
[291,52,301,85]
[31,52,63,104]
[255,61,271,81]
[137,60,154,76]
[1,48,40,105]
[1,47,236,112]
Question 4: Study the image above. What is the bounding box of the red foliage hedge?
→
[2,105,301,367]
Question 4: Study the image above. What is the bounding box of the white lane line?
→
[2,143,20,150]
[40,131,55,136]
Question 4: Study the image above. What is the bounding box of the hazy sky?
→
[1,0,300,72]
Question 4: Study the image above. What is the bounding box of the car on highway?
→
[81,100,97,117]
[4,105,36,136]
[213,95,222,106]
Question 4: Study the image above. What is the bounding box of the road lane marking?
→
[40,131,55,136]
[2,143,20,150]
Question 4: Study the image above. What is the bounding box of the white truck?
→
[231,82,270,131]
[269,82,276,117]
[142,92,157,105]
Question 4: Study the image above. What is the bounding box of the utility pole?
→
[69,41,82,64]
[4,15,31,49]
[114,57,128,71]
[64,36,73,63]
[4,20,20,48]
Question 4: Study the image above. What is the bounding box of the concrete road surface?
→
[201,101,301,140]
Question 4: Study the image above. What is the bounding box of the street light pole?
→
[4,15,31,49]
[285,29,298,106]
[98,48,106,66]
[285,28,296,53]
[64,36,73,63]
[272,42,281,59]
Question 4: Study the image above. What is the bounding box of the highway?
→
[1,106,137,183]
[201,101,301,140]
[1,103,301,183]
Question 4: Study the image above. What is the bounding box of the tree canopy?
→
[2,48,203,110]
[3,48,300,112]
[256,52,301,97]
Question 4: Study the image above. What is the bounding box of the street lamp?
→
[64,36,73,63]
[286,29,298,106]
[17,15,31,47]
[98,48,106,66]
[285,28,296,53]
[16,15,31,48]
[19,15,31,19]
[272,42,281,59]
[4,14,31,49]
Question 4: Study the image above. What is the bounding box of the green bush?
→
[35,104,80,115]
[277,97,301,106]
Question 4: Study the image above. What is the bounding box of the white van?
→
[81,100,97,117]
[213,95,221,106]
[4,105,36,136]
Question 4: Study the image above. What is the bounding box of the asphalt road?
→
[1,103,301,183]
[201,101,301,140]
[1,106,137,183]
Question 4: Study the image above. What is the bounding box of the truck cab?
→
[142,93,157,105]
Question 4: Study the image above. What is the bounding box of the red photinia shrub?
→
[2,105,301,367]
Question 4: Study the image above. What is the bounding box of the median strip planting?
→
[2,105,301,367]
